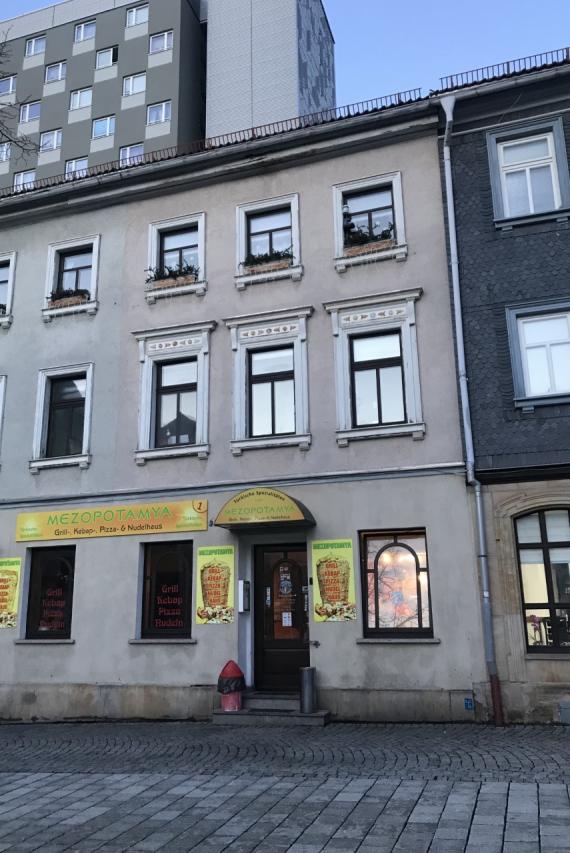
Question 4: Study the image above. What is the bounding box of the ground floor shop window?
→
[26,547,75,639]
[142,542,192,638]
[360,530,432,636]
[516,508,570,651]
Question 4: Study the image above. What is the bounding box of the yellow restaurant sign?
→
[16,500,208,542]
[215,487,315,529]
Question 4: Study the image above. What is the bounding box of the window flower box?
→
[343,237,396,258]
[47,289,91,309]
[145,272,198,292]
[241,258,293,276]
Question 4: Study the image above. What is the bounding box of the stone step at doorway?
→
[212,691,331,726]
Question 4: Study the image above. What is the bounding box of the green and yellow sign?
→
[16,500,208,542]
[215,488,315,529]
[0,558,22,629]
[196,546,235,625]
[311,539,357,622]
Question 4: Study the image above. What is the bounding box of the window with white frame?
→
[96,46,118,69]
[65,158,88,179]
[147,101,170,125]
[45,61,66,83]
[507,303,570,405]
[120,144,144,167]
[13,170,35,192]
[25,36,46,56]
[325,291,424,445]
[149,31,173,53]
[70,87,92,110]
[0,252,16,326]
[0,76,16,96]
[127,4,149,26]
[146,213,206,300]
[92,115,115,138]
[488,119,570,221]
[224,307,312,454]
[31,364,93,471]
[19,101,40,123]
[40,129,62,152]
[43,236,100,317]
[235,194,302,286]
[74,21,96,42]
[0,143,10,162]
[332,172,407,271]
[123,72,146,97]
[134,323,215,462]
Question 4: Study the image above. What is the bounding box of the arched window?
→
[361,530,432,637]
[515,508,570,651]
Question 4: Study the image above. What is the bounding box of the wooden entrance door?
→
[254,545,310,691]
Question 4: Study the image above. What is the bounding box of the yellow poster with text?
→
[196,546,235,624]
[311,539,357,622]
[16,500,208,542]
[0,558,22,629]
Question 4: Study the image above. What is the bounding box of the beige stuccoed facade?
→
[0,105,490,721]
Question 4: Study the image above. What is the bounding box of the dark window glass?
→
[57,249,92,294]
[26,547,75,640]
[0,262,9,313]
[350,332,405,427]
[155,360,197,447]
[45,376,86,458]
[516,509,570,652]
[361,531,432,637]
[159,228,198,273]
[343,187,395,247]
[248,347,295,437]
[142,542,192,638]
[246,208,292,259]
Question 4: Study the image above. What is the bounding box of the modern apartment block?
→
[0,0,335,190]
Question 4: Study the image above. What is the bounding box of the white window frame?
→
[325,290,424,446]
[146,101,171,125]
[74,21,96,42]
[224,306,313,455]
[69,87,92,110]
[127,5,149,27]
[235,193,302,289]
[332,172,407,272]
[149,31,173,53]
[45,61,66,83]
[0,142,10,163]
[25,36,46,57]
[146,212,207,302]
[133,322,216,463]
[40,129,62,152]
[92,115,115,139]
[65,158,88,179]
[119,143,144,167]
[498,133,562,218]
[96,47,117,69]
[507,302,570,408]
[43,235,100,322]
[30,363,94,473]
[0,251,17,329]
[0,375,6,467]
[0,76,16,96]
[123,72,146,97]
[19,101,40,123]
[13,170,35,192]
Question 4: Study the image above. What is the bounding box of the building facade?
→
[0,94,488,722]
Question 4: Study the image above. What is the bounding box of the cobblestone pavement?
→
[0,722,569,852]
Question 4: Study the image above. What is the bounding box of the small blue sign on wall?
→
[464,697,474,711]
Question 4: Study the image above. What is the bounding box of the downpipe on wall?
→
[440,95,505,726]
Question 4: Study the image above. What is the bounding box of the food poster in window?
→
[0,558,21,628]
[311,540,356,622]
[196,546,235,624]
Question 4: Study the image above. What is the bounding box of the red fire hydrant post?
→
[217,660,245,712]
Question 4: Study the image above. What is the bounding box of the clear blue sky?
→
[3,0,570,104]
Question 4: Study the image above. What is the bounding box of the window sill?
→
[134,445,209,464]
[357,637,440,645]
[336,423,425,446]
[15,639,75,645]
[0,313,13,329]
[145,279,207,303]
[129,638,197,645]
[234,264,303,289]
[42,299,98,323]
[335,244,408,273]
[495,209,570,231]
[230,434,311,456]
[515,394,570,411]
[30,454,91,474]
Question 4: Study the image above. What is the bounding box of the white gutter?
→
[440,94,504,726]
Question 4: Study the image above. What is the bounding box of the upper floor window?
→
[70,87,92,110]
[44,236,100,319]
[96,46,118,69]
[249,347,295,438]
[149,30,173,53]
[25,36,46,56]
[147,101,170,125]
[0,262,9,314]
[247,208,292,265]
[0,252,15,327]
[45,375,86,458]
[123,72,146,97]
[516,509,570,652]
[45,61,67,83]
[40,129,62,152]
[65,158,88,180]
[343,187,395,249]
[155,360,197,447]
[127,4,149,26]
[236,194,302,286]
[361,530,432,637]
[13,170,35,192]
[56,248,93,296]
[0,76,16,96]
[350,332,406,428]
[160,227,198,275]
[120,143,144,167]
[92,115,115,139]
[19,101,40,123]
[74,21,96,42]
[0,142,10,162]
[507,302,570,406]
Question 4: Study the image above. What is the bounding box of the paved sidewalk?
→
[0,722,569,852]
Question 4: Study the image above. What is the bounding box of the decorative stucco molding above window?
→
[234,194,303,289]
[324,290,424,446]
[133,322,216,463]
[224,306,313,455]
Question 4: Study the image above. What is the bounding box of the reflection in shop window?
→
[361,531,432,636]
[141,542,192,638]
[26,547,75,639]
[516,508,570,651]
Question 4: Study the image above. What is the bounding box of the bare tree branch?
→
[0,30,39,159]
